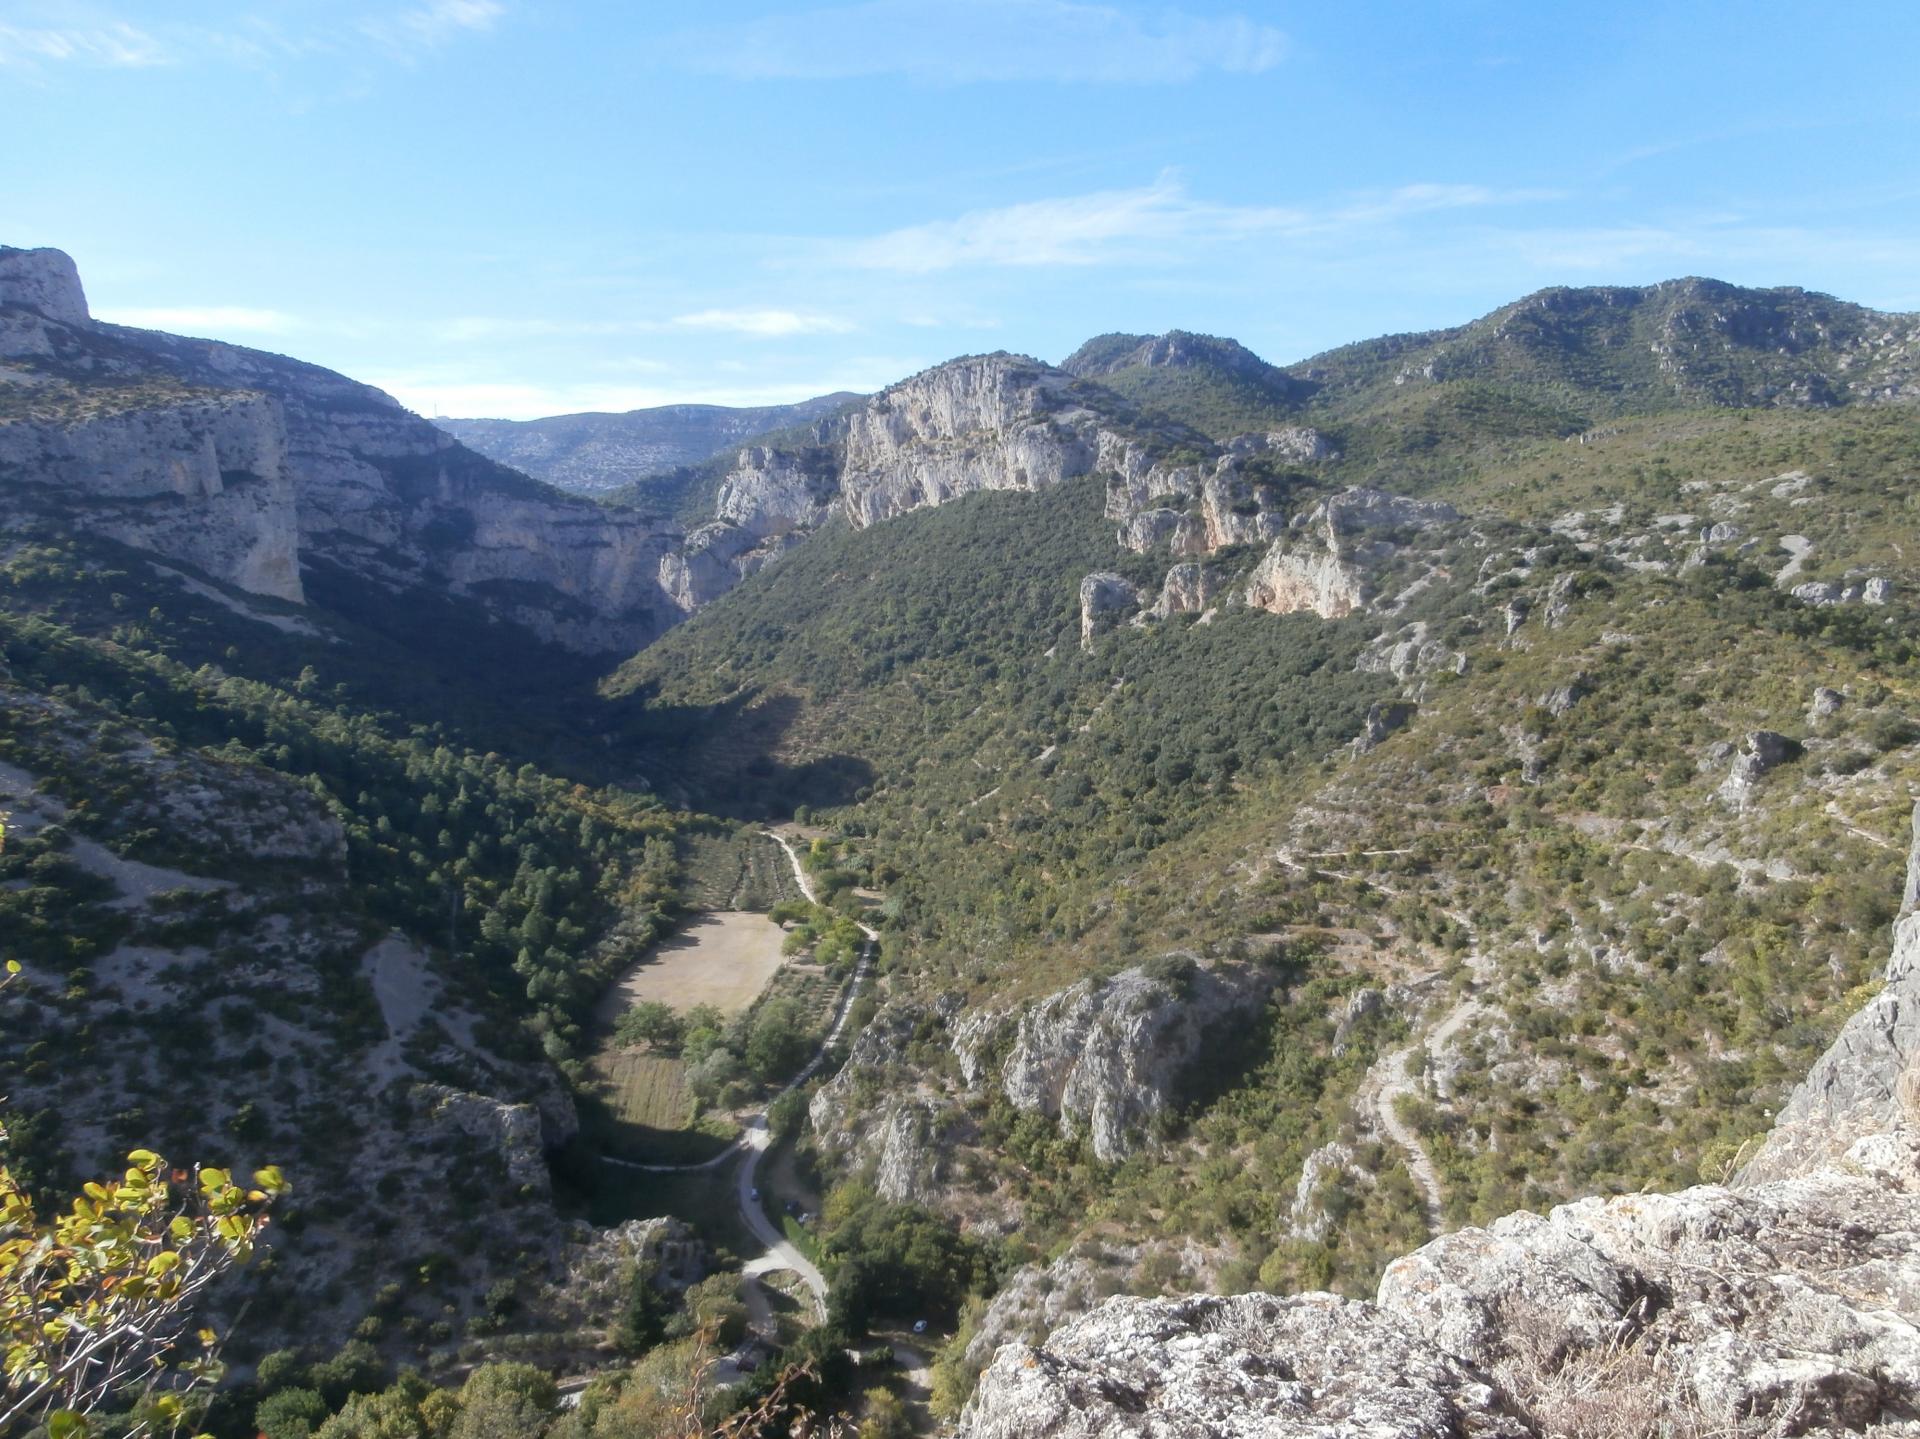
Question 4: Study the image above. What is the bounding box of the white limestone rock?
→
[1245,487,1457,620]
[999,960,1274,1162]
[960,1292,1528,1439]
[0,245,89,326]
[0,392,303,601]
[1079,571,1142,647]
[839,355,1099,527]
[715,445,835,539]
[1144,562,1223,621]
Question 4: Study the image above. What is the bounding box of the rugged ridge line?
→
[0,246,688,655]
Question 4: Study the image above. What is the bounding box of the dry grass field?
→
[598,1050,694,1132]
[597,910,788,1022]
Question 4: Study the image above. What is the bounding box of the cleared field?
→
[598,910,788,1021]
[679,830,801,911]
[599,1050,692,1132]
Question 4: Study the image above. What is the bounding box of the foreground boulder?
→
[962,1292,1528,1439]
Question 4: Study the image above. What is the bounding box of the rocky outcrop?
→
[1790,577,1893,606]
[1716,729,1799,808]
[998,960,1274,1161]
[959,801,1920,1439]
[1245,487,1458,620]
[963,1292,1529,1439]
[658,521,768,614]
[1739,801,1920,1184]
[416,1084,555,1193]
[808,1000,964,1203]
[1079,572,1142,648]
[0,392,303,601]
[1106,429,1332,559]
[1246,544,1370,619]
[0,245,89,326]
[1354,699,1418,752]
[1357,622,1467,687]
[1539,675,1589,716]
[1143,562,1223,621]
[839,355,1101,527]
[961,1253,1114,1374]
[966,1109,1920,1438]
[715,445,837,539]
[873,1099,945,1205]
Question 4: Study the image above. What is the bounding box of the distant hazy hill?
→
[438,392,863,494]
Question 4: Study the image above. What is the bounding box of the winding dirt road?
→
[602,830,877,1333]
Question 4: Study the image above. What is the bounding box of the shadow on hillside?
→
[610,683,875,819]
[572,1092,736,1169]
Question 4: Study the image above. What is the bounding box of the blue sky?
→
[6,1,1920,418]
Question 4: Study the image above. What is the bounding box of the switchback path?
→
[1274,847,1484,1231]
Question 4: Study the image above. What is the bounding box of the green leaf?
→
[49,1410,90,1439]
[251,1165,290,1195]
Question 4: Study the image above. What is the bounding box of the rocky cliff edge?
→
[957,804,1920,1438]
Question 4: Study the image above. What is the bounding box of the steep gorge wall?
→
[0,390,303,602]
[1,246,687,653]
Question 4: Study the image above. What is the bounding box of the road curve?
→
[602,828,878,1329]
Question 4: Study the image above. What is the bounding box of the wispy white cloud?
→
[670,308,855,337]
[671,0,1285,85]
[0,4,504,73]
[0,20,169,68]
[97,305,299,335]
[358,0,504,57]
[834,175,1539,272]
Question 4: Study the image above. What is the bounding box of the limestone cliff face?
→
[1244,487,1459,620]
[1144,562,1223,621]
[1244,543,1370,619]
[714,445,837,539]
[995,961,1275,1162]
[957,798,1920,1439]
[0,391,304,601]
[808,1000,960,1205]
[838,355,1101,527]
[1107,429,1334,559]
[0,245,89,327]
[0,249,687,654]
